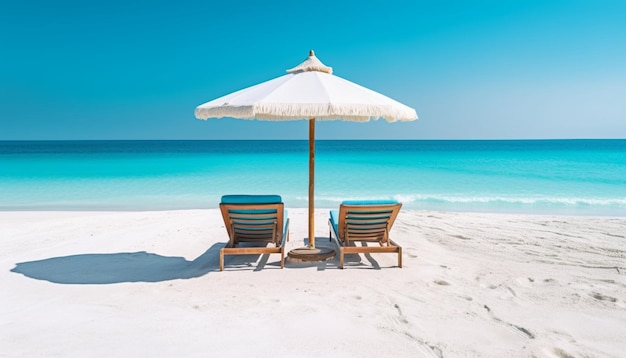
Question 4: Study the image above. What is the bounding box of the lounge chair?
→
[328,200,402,269]
[219,195,289,271]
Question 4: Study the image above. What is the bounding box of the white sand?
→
[1,209,625,357]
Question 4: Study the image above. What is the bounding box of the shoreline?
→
[2,209,625,357]
[2,206,625,218]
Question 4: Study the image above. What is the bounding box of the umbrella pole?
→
[308,118,315,248]
[286,118,335,263]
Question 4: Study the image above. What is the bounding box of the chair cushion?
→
[341,199,398,206]
[221,195,282,204]
[283,209,289,230]
[221,195,288,232]
[329,209,339,236]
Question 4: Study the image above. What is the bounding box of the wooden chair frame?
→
[329,203,402,269]
[219,202,289,271]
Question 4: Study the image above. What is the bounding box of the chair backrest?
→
[338,200,402,245]
[219,195,285,246]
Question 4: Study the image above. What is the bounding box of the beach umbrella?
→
[195,50,417,260]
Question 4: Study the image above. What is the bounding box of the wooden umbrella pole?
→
[286,118,334,262]
[308,118,315,248]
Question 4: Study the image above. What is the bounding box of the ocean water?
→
[1,140,625,216]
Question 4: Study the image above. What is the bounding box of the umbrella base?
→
[287,247,336,262]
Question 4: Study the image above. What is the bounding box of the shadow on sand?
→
[10,243,223,284]
[11,236,387,283]
[283,236,381,271]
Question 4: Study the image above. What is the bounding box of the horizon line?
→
[1,138,626,142]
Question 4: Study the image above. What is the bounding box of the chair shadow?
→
[10,243,223,284]
[220,242,285,271]
[322,236,383,270]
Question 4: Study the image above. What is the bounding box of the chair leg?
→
[280,249,285,269]
[339,248,345,269]
[219,249,224,271]
[398,247,402,268]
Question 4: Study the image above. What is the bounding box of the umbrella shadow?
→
[285,236,340,271]
[10,243,223,284]
[284,236,383,270]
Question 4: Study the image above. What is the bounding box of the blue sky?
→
[1,0,625,140]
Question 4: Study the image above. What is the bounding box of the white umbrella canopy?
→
[195,51,417,259]
[195,51,417,122]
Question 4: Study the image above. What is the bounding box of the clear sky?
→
[1,0,625,140]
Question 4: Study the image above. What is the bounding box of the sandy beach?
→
[1,209,625,357]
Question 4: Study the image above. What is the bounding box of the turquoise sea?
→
[1,140,624,216]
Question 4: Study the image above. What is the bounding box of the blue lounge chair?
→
[219,195,289,271]
[329,200,402,269]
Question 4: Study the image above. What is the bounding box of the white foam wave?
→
[295,194,626,207]
[392,194,626,207]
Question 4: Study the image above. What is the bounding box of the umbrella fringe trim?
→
[195,104,417,122]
